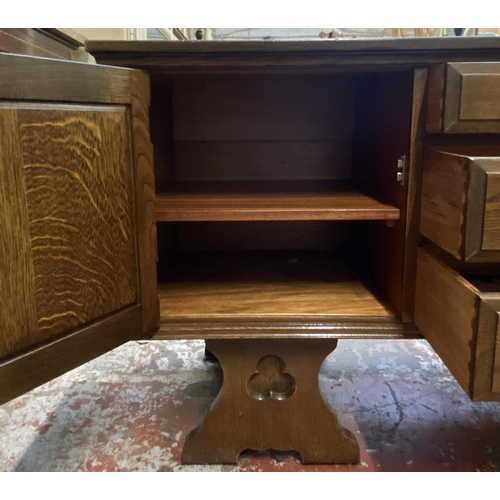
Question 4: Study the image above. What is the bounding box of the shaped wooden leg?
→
[182,339,360,464]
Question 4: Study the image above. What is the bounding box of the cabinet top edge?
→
[86,38,500,72]
[86,37,500,55]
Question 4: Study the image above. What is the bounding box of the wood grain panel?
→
[17,105,138,342]
[174,141,352,181]
[172,76,355,142]
[0,305,142,405]
[415,247,478,394]
[0,109,38,359]
[480,160,500,250]
[156,189,399,222]
[130,71,160,334]
[444,62,500,133]
[158,252,394,323]
[460,73,500,120]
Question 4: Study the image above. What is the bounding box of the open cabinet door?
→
[0,53,159,405]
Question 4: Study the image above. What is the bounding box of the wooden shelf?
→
[156,184,400,222]
[158,251,395,323]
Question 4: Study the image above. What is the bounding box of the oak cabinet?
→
[2,38,500,414]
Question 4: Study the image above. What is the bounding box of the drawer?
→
[420,151,500,262]
[415,246,500,401]
[426,62,500,133]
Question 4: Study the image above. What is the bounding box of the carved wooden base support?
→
[182,339,360,464]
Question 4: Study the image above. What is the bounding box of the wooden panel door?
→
[0,53,158,404]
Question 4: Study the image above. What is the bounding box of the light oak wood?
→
[156,188,400,222]
[0,109,39,358]
[420,151,500,262]
[444,62,500,133]
[158,252,395,323]
[182,339,359,464]
[0,53,158,404]
[415,247,500,401]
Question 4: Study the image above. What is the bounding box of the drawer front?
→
[415,247,500,401]
[426,62,500,133]
[420,151,500,262]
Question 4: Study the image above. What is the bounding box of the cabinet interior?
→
[150,70,414,326]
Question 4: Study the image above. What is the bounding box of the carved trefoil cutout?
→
[247,355,295,400]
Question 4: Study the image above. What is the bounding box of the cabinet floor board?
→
[158,251,395,323]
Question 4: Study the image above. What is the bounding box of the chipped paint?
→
[0,339,499,471]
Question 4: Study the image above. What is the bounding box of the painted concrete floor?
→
[1,339,499,472]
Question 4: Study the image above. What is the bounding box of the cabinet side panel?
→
[17,105,138,343]
[0,109,39,359]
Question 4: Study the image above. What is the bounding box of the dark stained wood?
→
[425,64,446,133]
[0,52,132,104]
[174,141,352,182]
[444,62,500,133]
[402,68,428,322]
[156,188,400,222]
[182,339,360,464]
[158,252,395,323]
[0,28,82,60]
[171,76,354,182]
[129,71,160,334]
[415,246,500,401]
[149,78,176,192]
[420,151,500,262]
[172,76,354,142]
[0,109,39,358]
[0,306,142,406]
[352,70,413,321]
[87,38,500,73]
[173,220,350,252]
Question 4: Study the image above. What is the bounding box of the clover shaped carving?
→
[247,355,295,401]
